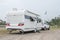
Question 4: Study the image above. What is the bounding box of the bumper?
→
[6,26,24,30]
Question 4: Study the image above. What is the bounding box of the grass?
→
[0,25,8,36]
[50,26,60,31]
[0,29,8,35]
[0,25,60,36]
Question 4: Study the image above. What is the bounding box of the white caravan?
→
[42,23,50,30]
[41,21,50,30]
[6,9,42,33]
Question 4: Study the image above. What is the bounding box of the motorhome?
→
[6,9,42,33]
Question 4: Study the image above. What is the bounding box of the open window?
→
[30,17,35,22]
[25,15,30,19]
[25,15,35,22]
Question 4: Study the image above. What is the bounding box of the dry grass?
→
[0,26,8,36]
[50,26,60,31]
[0,25,60,36]
[0,29,8,35]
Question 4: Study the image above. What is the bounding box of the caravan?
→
[6,9,42,33]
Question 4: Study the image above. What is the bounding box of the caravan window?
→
[25,15,35,21]
[25,15,30,19]
[30,17,35,21]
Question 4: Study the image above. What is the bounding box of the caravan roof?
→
[7,9,40,16]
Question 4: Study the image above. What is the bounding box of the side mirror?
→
[37,19,41,23]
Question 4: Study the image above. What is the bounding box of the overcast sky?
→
[0,0,60,21]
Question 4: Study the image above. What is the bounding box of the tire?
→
[47,28,50,30]
[34,30,36,33]
[44,26,47,30]
[36,30,40,33]
[33,29,37,33]
[47,26,50,30]
[20,30,24,34]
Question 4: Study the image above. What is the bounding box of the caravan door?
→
[36,18,42,30]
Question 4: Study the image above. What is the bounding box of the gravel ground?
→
[0,29,60,40]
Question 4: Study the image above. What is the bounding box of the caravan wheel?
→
[47,28,50,30]
[33,29,37,33]
[44,26,47,30]
[20,30,24,34]
[36,30,40,33]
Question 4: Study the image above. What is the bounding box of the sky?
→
[0,0,60,21]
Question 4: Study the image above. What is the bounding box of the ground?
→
[0,27,60,40]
